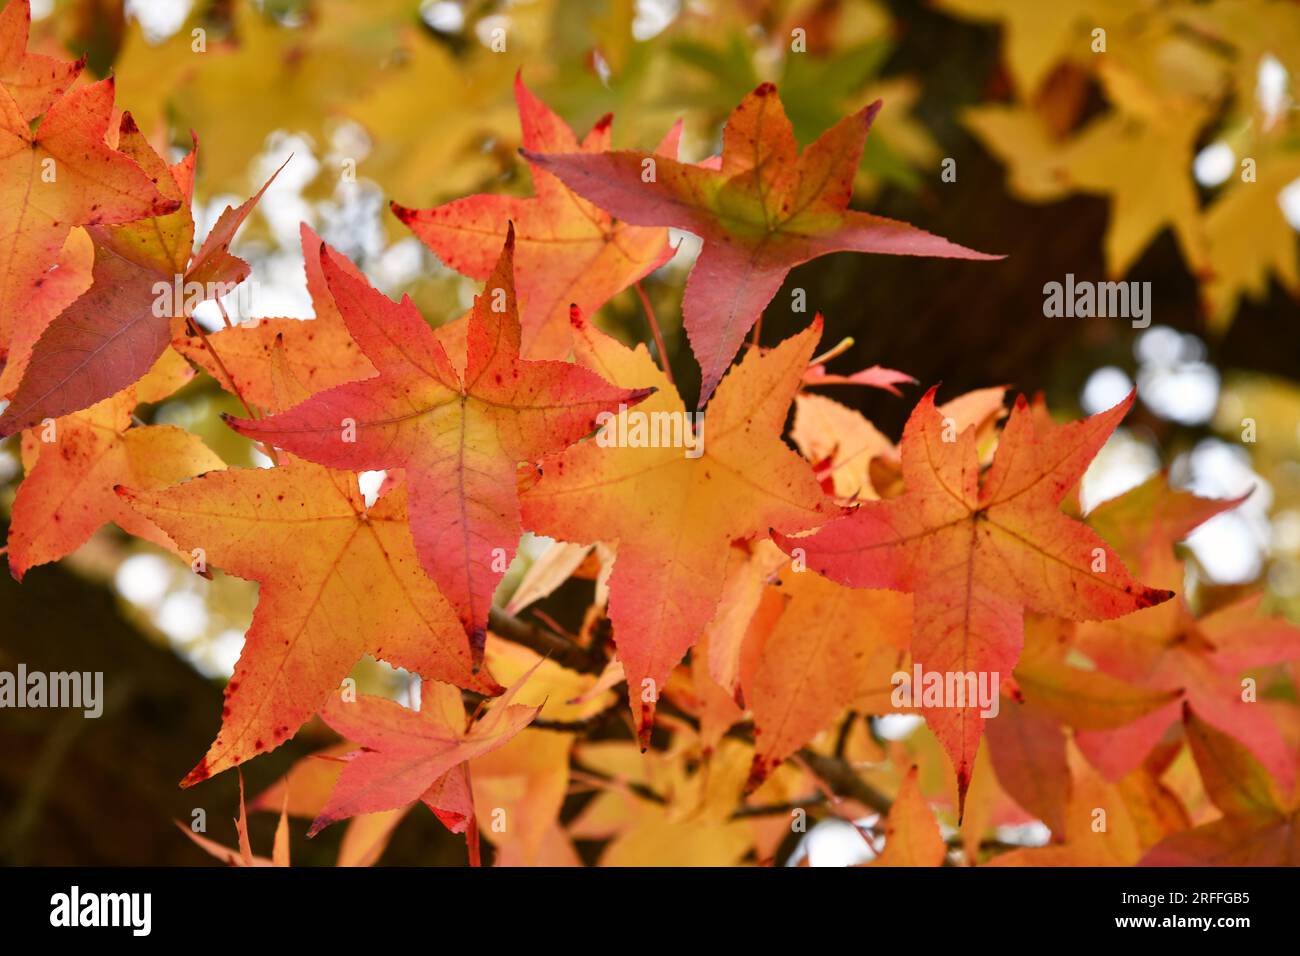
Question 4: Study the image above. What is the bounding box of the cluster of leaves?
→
[27,0,934,205]
[945,0,1300,329]
[2,0,1299,867]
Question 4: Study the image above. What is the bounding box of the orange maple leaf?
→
[307,665,542,839]
[172,222,377,414]
[7,350,221,579]
[0,118,279,435]
[393,73,678,360]
[118,456,500,785]
[775,388,1173,812]
[225,230,649,661]
[521,311,839,745]
[1142,708,1300,865]
[0,76,178,363]
[523,83,1000,400]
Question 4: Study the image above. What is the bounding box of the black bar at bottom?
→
[0,865,1283,942]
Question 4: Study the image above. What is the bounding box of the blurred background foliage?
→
[3,0,1300,864]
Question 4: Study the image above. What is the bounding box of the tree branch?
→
[485,606,896,823]
[487,606,605,674]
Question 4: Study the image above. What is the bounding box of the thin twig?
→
[530,608,574,641]
[795,748,892,815]
[570,761,666,806]
[480,607,899,830]
[530,704,620,734]
[833,712,856,760]
[487,607,604,674]
[792,751,882,853]
[730,793,829,819]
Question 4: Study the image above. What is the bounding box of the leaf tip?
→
[1138,587,1177,609]
[955,766,971,824]
[860,98,883,128]
[180,759,211,789]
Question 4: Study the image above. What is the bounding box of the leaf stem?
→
[634,282,674,386]
[809,337,855,367]
[184,315,279,465]
[215,298,237,331]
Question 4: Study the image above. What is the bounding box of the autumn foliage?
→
[3,0,1300,869]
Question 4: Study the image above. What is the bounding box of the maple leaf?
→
[743,568,910,788]
[341,23,520,209]
[173,223,376,413]
[468,727,576,867]
[504,538,611,617]
[568,740,755,866]
[306,666,542,838]
[0,76,178,363]
[468,639,615,865]
[791,385,1007,503]
[0,225,92,398]
[253,638,600,865]
[521,310,838,745]
[0,0,83,121]
[802,359,916,396]
[867,766,948,867]
[6,349,222,580]
[791,391,894,500]
[179,772,290,868]
[1201,148,1300,329]
[774,388,1173,811]
[0,118,280,436]
[937,0,1102,96]
[252,745,407,868]
[695,538,790,703]
[1011,613,1182,732]
[983,694,1071,838]
[677,631,747,753]
[1056,108,1210,280]
[225,229,649,661]
[1141,708,1300,866]
[250,742,402,856]
[392,73,678,360]
[521,83,1000,400]
[1072,476,1300,793]
[116,456,501,786]
[987,743,1187,866]
[114,2,407,196]
[1083,470,1249,570]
